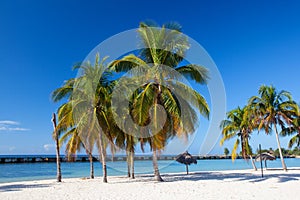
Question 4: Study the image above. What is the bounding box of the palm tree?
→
[281,115,300,149]
[52,54,113,182]
[110,21,210,181]
[115,130,136,178]
[51,113,62,182]
[249,85,299,171]
[71,56,114,183]
[220,106,257,170]
[52,74,97,179]
[55,101,95,179]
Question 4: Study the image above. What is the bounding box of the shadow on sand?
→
[119,170,300,184]
[0,183,50,192]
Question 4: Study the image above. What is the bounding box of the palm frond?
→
[176,64,209,84]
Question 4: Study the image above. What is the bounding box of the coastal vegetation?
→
[51,21,300,183]
[220,85,300,171]
[224,148,229,156]
[51,21,210,182]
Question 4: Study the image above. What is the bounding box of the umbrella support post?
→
[259,144,263,178]
[186,164,189,175]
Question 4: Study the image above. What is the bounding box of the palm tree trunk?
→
[52,113,62,182]
[274,124,287,171]
[126,151,131,178]
[88,152,94,179]
[265,160,267,169]
[130,151,135,179]
[98,132,108,183]
[249,155,257,171]
[151,85,163,181]
[152,147,163,182]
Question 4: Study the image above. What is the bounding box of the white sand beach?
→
[1,169,300,200]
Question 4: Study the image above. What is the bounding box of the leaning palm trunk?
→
[152,147,163,182]
[52,113,62,182]
[151,85,163,182]
[87,152,94,179]
[274,124,287,171]
[249,155,257,171]
[98,132,108,183]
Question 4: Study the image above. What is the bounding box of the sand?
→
[1,169,300,200]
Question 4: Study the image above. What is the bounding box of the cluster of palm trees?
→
[220,85,300,171]
[51,21,210,182]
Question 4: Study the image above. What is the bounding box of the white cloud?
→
[8,127,30,131]
[43,144,54,151]
[0,120,19,125]
[0,127,7,131]
[0,120,29,132]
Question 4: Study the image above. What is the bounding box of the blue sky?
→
[0,0,300,155]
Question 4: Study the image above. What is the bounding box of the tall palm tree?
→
[249,85,298,171]
[52,54,113,182]
[71,56,114,183]
[220,106,257,170]
[110,21,210,181]
[52,74,97,179]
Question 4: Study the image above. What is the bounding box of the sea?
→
[1,156,300,183]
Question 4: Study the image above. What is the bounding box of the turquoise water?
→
[1,158,300,183]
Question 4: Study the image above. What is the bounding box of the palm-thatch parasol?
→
[175,151,197,174]
[255,152,276,169]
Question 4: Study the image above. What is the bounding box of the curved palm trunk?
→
[249,155,257,171]
[88,152,94,179]
[52,113,62,182]
[98,132,108,183]
[265,160,267,169]
[152,147,163,181]
[151,84,163,182]
[274,124,287,171]
[83,144,94,179]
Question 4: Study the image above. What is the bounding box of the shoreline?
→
[1,154,298,164]
[1,169,300,200]
[2,165,300,184]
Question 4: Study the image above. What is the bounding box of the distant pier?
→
[0,155,296,164]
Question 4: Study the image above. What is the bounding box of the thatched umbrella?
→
[175,151,197,174]
[255,152,276,169]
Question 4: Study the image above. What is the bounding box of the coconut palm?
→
[71,56,114,183]
[55,101,95,179]
[110,21,210,181]
[281,115,300,148]
[249,85,299,171]
[52,54,114,182]
[115,130,137,178]
[52,73,97,179]
[220,106,257,170]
